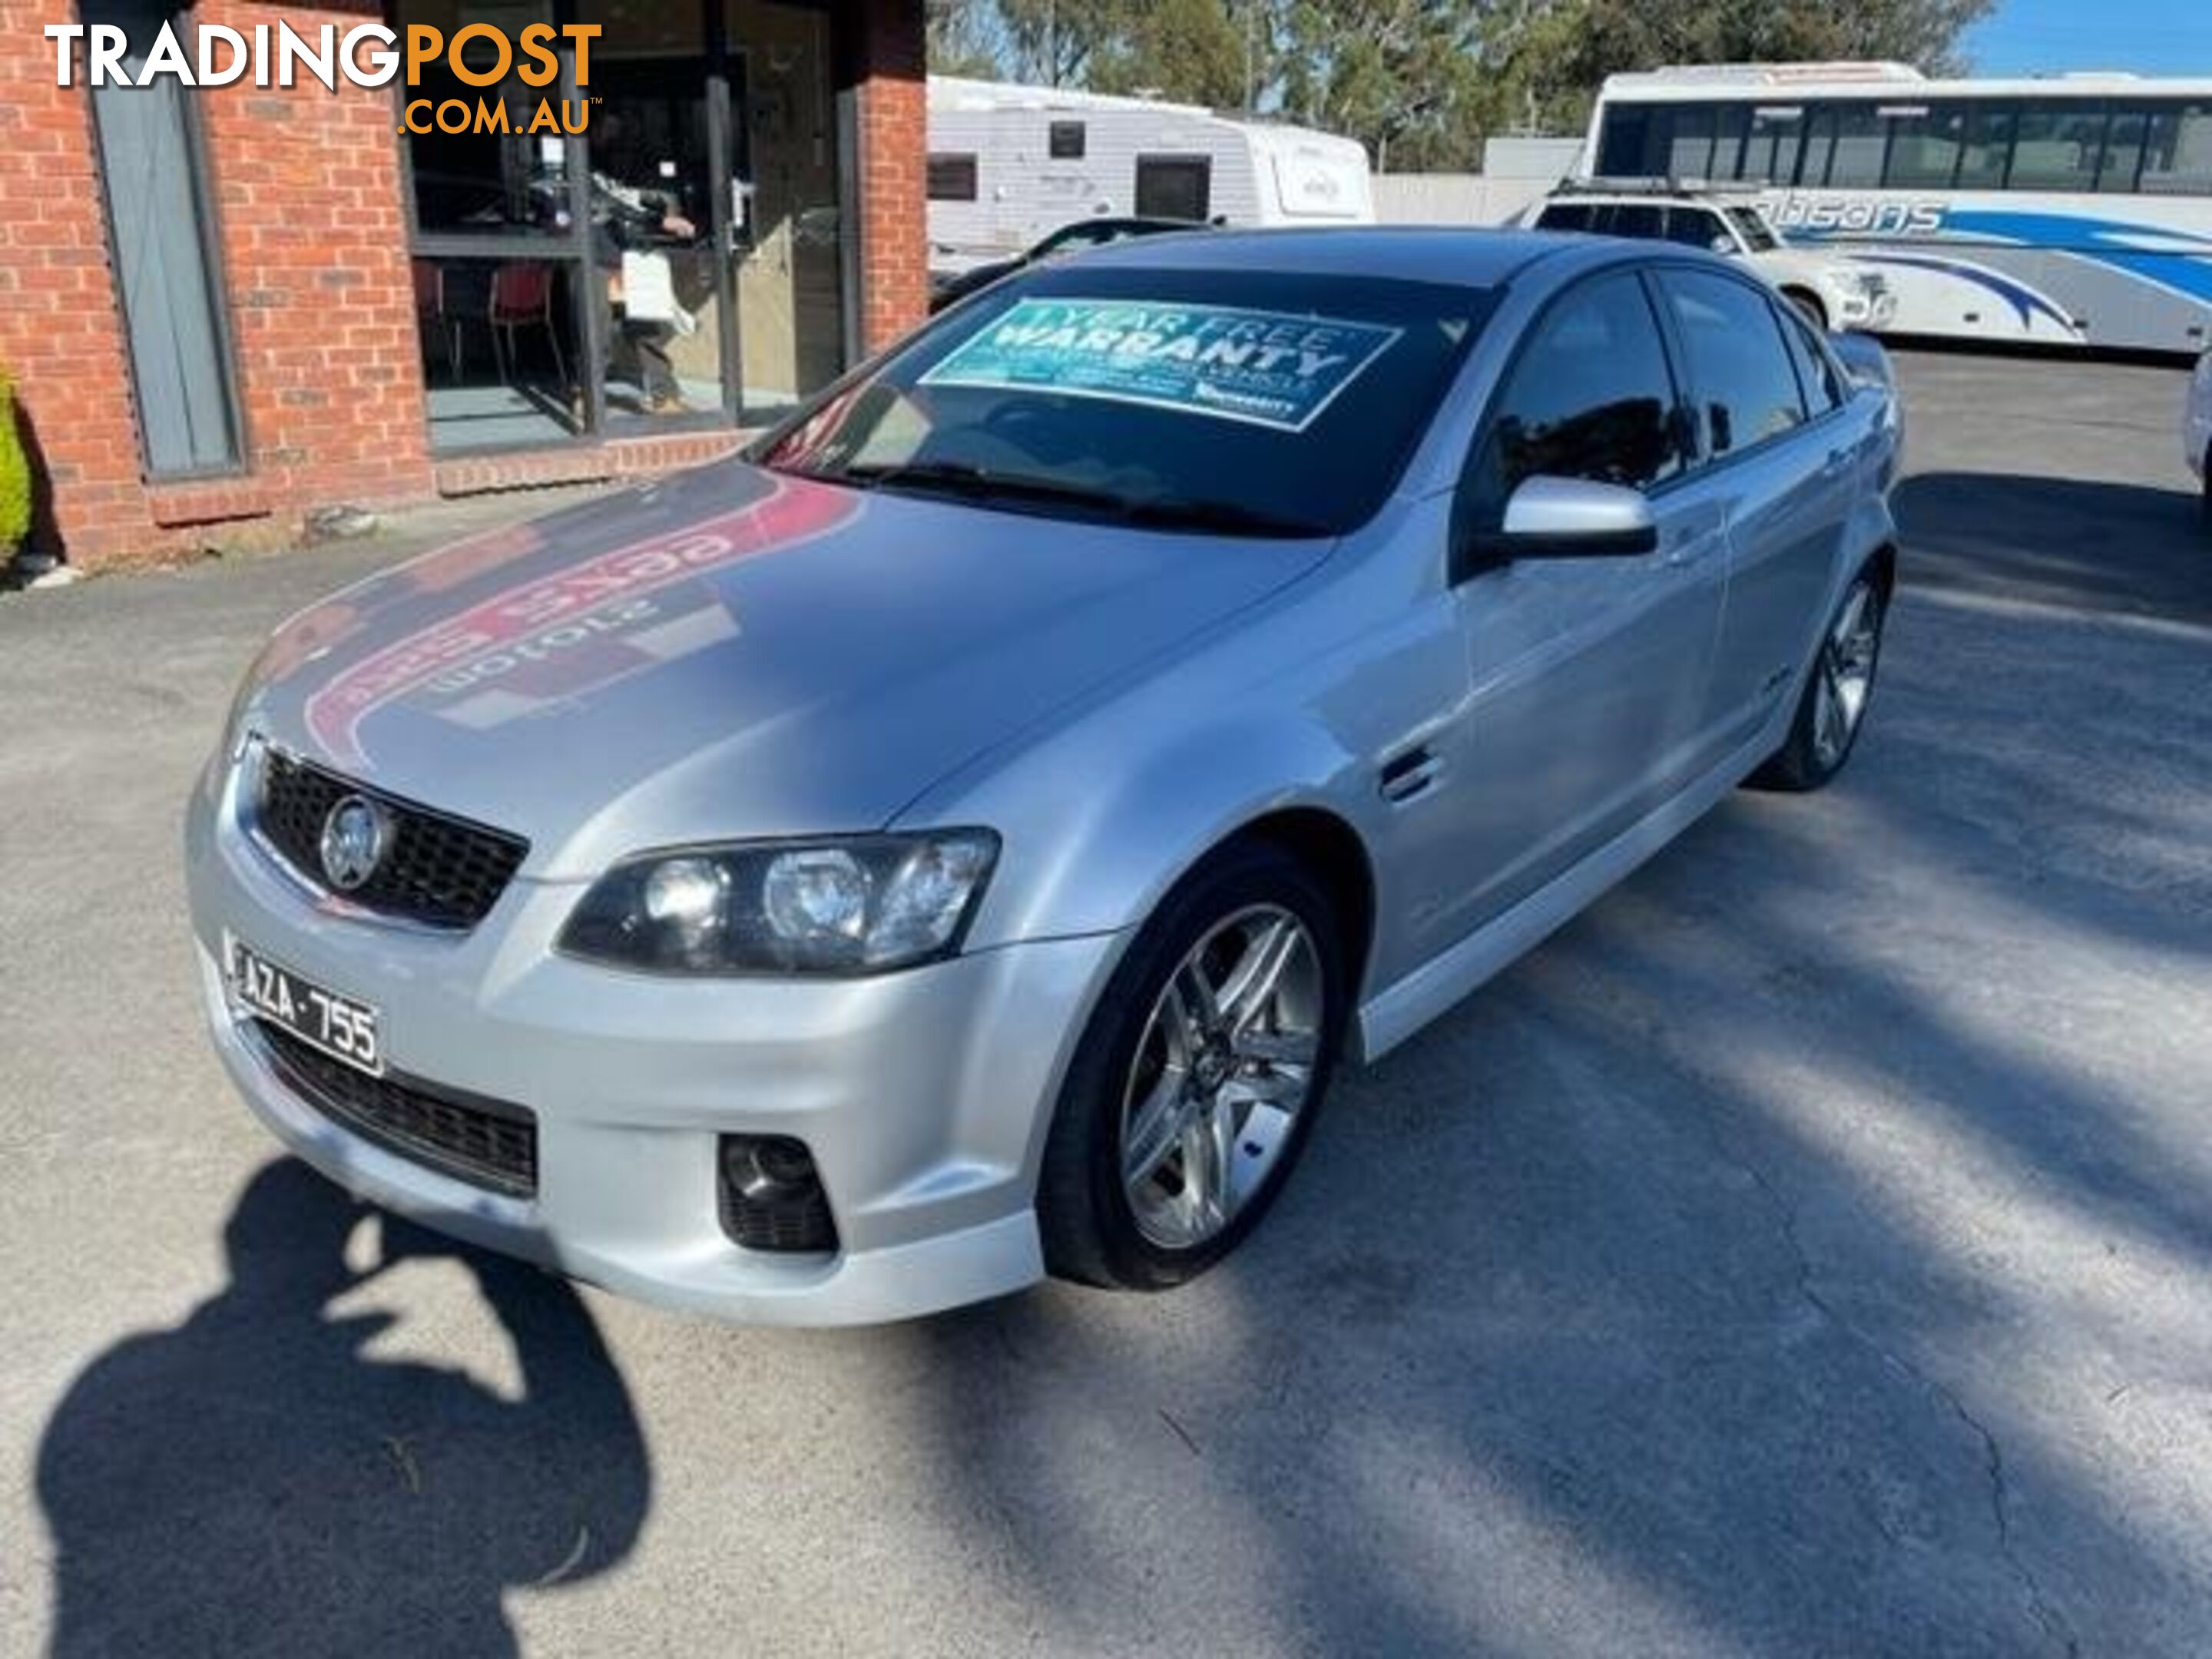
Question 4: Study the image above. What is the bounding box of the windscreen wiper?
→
[840,461,1327,538]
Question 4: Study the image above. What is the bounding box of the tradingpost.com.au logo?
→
[45,20,600,135]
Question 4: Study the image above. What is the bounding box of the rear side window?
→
[1465,271,1684,514]
[1777,304,1845,414]
[1537,203,1598,231]
[1654,268,1808,459]
[1610,204,1665,239]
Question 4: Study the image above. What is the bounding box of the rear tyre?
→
[1748,565,1889,793]
[1038,841,1347,1292]
[1783,289,1829,331]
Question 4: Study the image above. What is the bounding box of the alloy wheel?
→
[1118,905,1323,1251]
[1813,580,1883,770]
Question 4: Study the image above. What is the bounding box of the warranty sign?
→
[923,300,1402,432]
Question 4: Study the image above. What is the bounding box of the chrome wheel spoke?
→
[1218,917,1298,1034]
[1121,1069,1186,1187]
[1231,1028,1316,1068]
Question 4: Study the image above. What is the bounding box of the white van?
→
[926,77,1373,274]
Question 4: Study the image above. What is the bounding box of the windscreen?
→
[757,265,1493,538]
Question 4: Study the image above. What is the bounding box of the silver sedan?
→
[186,229,1900,1324]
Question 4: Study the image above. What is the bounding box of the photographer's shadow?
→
[38,1160,651,1657]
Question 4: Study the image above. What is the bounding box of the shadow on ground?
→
[35,1161,650,1658]
[1896,472,2211,624]
[874,505,2212,1652]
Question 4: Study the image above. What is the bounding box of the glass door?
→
[725,0,843,424]
[580,2,725,429]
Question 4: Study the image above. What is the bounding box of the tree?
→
[926,0,1001,79]
[1091,0,1255,108]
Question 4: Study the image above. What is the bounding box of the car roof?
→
[1078,226,1582,289]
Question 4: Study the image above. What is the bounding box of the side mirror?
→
[1455,476,1659,579]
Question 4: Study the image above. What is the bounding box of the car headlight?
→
[558,831,1000,977]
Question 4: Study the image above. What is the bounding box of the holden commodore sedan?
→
[187,228,1899,1324]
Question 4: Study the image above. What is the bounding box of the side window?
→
[1610,204,1665,239]
[1048,121,1086,161]
[1464,272,1684,520]
[927,154,979,203]
[1655,269,1810,458]
[1663,207,1728,250]
[1776,303,1846,415]
[1537,203,1598,232]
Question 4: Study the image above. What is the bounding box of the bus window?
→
[2141,104,2212,195]
[1886,105,1967,188]
[1668,105,1717,178]
[2098,105,2151,192]
[1742,108,1805,186]
[1597,104,1660,177]
[1957,105,2015,189]
[1711,105,1750,179]
[1825,104,1887,187]
[2010,104,2107,191]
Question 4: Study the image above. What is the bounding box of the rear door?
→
[1651,266,1855,750]
[1439,268,1729,933]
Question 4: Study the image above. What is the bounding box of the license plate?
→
[226,934,384,1077]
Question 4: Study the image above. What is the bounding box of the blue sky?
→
[1964,0,2212,76]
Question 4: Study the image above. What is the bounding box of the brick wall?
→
[846,0,929,355]
[0,1,929,574]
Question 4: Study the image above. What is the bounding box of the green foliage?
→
[0,371,31,556]
[926,0,1996,171]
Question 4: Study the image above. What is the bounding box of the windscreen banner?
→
[922,300,1401,432]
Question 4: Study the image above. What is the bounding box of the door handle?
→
[1378,744,1442,804]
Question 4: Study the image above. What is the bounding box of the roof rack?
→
[1552,176,1727,197]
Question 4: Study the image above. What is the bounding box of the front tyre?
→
[1749,566,1889,793]
[1038,842,1346,1291]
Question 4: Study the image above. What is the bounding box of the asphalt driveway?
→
[2,349,2208,1657]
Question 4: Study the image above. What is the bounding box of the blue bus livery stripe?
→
[1843,253,2078,331]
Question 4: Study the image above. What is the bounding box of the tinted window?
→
[1664,207,1729,250]
[2143,104,2212,195]
[1886,104,1967,187]
[1537,202,1600,232]
[927,154,979,202]
[1825,104,1888,187]
[2098,105,2149,191]
[1777,305,1844,414]
[1958,104,2015,188]
[1610,203,1666,239]
[1742,108,1806,185]
[1468,272,1683,512]
[2010,104,2106,191]
[1049,121,1085,160]
[759,267,1492,538]
[1596,104,1660,176]
[1656,269,1807,459]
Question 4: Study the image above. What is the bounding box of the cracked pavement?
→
[2,350,2210,1656]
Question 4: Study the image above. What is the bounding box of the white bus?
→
[1579,63,2212,353]
[926,77,1373,275]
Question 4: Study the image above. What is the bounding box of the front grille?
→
[252,1020,538,1198]
[254,748,528,929]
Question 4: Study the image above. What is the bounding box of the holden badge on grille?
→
[318,794,391,892]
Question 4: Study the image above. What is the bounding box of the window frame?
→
[81,2,249,482]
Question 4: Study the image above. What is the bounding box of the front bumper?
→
[184,757,1122,1326]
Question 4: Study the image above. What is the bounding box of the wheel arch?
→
[1206,805,1378,1005]
[1781,284,1829,329]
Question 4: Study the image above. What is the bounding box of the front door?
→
[1441,270,1727,936]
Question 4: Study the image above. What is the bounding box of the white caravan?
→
[926,77,1373,272]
